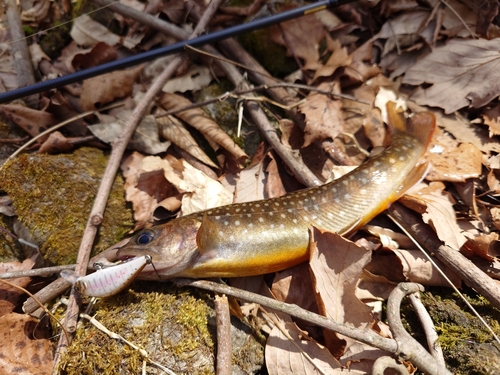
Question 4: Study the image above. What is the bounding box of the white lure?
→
[61,255,152,298]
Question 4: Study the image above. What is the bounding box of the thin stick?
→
[408,293,446,366]
[5,0,37,107]
[214,295,232,375]
[52,1,224,370]
[386,283,452,375]
[175,278,398,353]
[0,279,69,343]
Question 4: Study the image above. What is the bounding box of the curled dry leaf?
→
[309,229,376,359]
[157,115,218,168]
[265,321,344,375]
[0,313,53,375]
[161,65,213,93]
[158,93,247,162]
[38,131,73,154]
[298,81,344,147]
[402,187,467,250]
[72,42,117,71]
[89,114,170,155]
[0,104,57,139]
[0,257,34,317]
[121,152,178,229]
[269,13,326,70]
[312,38,351,81]
[80,65,143,111]
[403,38,500,114]
[70,15,136,49]
[140,156,232,215]
[233,162,266,203]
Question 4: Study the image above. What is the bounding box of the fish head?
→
[116,216,202,279]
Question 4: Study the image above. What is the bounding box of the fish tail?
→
[386,101,436,148]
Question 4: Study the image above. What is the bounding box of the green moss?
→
[399,287,500,374]
[39,19,73,60]
[0,147,133,265]
[59,282,264,374]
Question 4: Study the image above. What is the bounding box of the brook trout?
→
[117,103,436,279]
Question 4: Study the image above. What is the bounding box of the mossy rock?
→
[0,147,133,265]
[59,282,264,375]
[400,287,500,374]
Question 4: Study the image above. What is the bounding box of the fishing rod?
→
[0,0,356,104]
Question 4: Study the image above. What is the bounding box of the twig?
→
[24,277,72,315]
[372,356,410,375]
[0,264,78,279]
[386,283,452,375]
[175,279,397,352]
[154,83,367,119]
[179,279,453,374]
[5,0,37,107]
[388,203,500,314]
[52,1,224,371]
[408,293,446,366]
[214,295,232,375]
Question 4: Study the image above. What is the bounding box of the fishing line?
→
[0,0,357,103]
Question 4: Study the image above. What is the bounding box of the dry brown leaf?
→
[0,313,53,374]
[403,188,467,250]
[482,104,500,137]
[233,162,266,203]
[70,15,136,49]
[423,127,482,182]
[121,152,178,229]
[265,321,344,375]
[265,153,287,199]
[38,131,73,154]
[140,156,232,215]
[403,38,500,114]
[161,65,213,93]
[313,38,351,81]
[157,115,218,168]
[80,65,143,111]
[309,229,375,357]
[0,104,57,139]
[0,258,34,317]
[72,42,117,71]
[299,81,344,147]
[158,93,247,162]
[21,0,50,23]
[89,113,170,155]
[377,10,430,56]
[269,13,326,70]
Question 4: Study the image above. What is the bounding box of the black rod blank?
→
[0,0,355,104]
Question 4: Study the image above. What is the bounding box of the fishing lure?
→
[116,103,436,279]
[61,255,152,297]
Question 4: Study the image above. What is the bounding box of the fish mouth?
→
[116,248,195,280]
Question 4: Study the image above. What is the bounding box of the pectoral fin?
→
[196,214,219,254]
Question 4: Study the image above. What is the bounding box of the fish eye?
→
[136,230,155,245]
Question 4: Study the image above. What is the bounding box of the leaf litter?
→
[1,0,500,374]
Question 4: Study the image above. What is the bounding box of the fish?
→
[117,102,436,279]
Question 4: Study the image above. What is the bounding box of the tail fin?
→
[386,101,436,148]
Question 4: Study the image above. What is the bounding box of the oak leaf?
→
[403,38,500,114]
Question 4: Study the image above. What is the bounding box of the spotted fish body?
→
[117,104,436,279]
